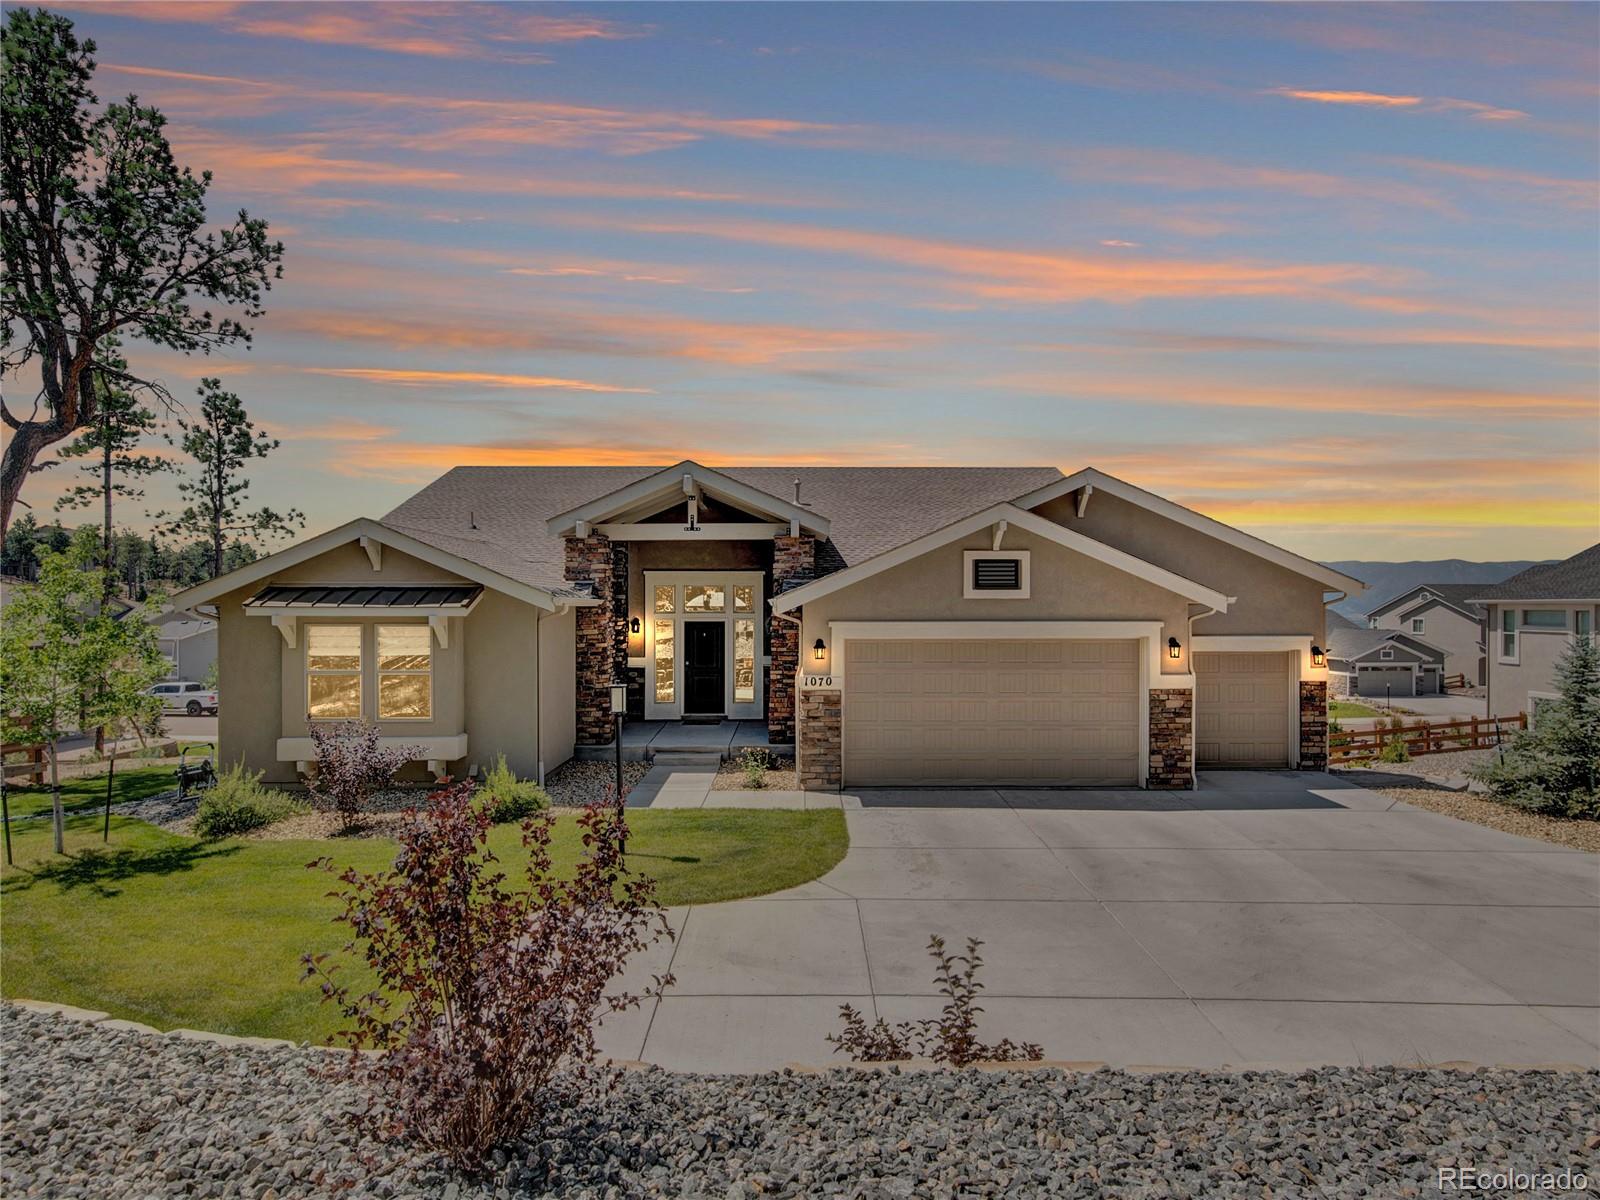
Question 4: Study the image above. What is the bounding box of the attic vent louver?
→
[971,558,1022,591]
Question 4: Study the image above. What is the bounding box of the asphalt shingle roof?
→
[381,465,1065,594]
[1326,626,1442,664]
[1470,544,1600,603]
[1366,582,1489,619]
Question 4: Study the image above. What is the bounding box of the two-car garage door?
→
[844,639,1139,786]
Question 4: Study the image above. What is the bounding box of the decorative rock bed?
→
[5,1004,1596,1199]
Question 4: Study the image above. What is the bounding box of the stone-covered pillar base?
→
[798,689,842,791]
[1299,680,1329,769]
[767,534,815,744]
[564,532,614,747]
[1147,688,1194,789]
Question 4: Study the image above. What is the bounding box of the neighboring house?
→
[168,462,1364,790]
[1472,544,1600,723]
[1363,583,1486,686]
[152,609,218,683]
[1326,622,1446,699]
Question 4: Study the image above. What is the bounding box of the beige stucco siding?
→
[216,582,286,780]
[801,523,1193,677]
[1485,602,1599,718]
[1032,491,1328,640]
[463,589,548,780]
[537,605,576,778]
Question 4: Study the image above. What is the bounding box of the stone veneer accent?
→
[610,541,630,676]
[564,532,615,746]
[767,533,816,744]
[798,689,842,790]
[1298,680,1329,770]
[1147,688,1194,789]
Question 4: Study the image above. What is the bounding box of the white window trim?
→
[643,570,765,721]
[375,623,435,722]
[962,550,1031,599]
[1498,606,1519,664]
[1410,618,1425,634]
[1380,648,1394,660]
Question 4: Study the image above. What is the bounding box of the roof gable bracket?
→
[1076,485,1094,519]
[271,615,297,648]
[359,536,382,571]
[992,520,1008,551]
[430,614,450,649]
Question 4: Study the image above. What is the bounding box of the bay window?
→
[377,624,432,719]
[307,625,362,719]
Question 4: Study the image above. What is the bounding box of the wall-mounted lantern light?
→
[813,638,827,661]
[629,616,641,635]
[1167,636,1181,660]
[1311,645,1326,667]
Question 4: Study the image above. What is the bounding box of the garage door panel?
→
[1195,651,1292,768]
[844,638,1140,787]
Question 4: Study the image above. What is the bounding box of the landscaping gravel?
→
[6,1005,1598,1200]
[543,759,653,807]
[1368,784,1600,854]
[711,760,799,791]
[1340,747,1501,784]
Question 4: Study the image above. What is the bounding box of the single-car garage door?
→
[1195,651,1293,768]
[844,639,1139,787]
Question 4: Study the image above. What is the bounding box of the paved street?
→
[606,772,1600,1072]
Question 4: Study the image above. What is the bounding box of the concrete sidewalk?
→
[602,771,1600,1073]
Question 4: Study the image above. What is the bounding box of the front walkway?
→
[603,772,1600,1073]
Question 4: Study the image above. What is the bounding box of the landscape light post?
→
[610,681,628,854]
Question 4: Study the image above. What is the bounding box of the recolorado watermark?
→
[1438,1165,1590,1192]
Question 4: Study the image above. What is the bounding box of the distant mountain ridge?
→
[1323,560,1553,621]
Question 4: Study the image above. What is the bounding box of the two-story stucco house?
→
[169,463,1363,791]
[1472,544,1600,722]
[1363,584,1486,687]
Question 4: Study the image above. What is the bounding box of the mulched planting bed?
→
[711,761,799,791]
[5,1005,1597,1199]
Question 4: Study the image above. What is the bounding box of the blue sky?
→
[29,2,1600,560]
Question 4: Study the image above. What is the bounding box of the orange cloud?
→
[56,3,651,62]
[1386,157,1597,208]
[578,213,1413,307]
[274,309,918,367]
[302,368,653,394]
[1270,88,1422,107]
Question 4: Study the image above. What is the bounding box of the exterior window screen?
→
[971,558,1022,591]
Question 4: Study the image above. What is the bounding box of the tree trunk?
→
[49,744,64,856]
[103,733,118,842]
[0,419,64,540]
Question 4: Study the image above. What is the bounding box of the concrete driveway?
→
[604,772,1600,1073]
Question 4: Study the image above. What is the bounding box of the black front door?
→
[683,622,726,714]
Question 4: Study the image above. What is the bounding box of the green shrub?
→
[194,763,307,838]
[1471,634,1600,819]
[477,754,548,824]
[739,747,771,789]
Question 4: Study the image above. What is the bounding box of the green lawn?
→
[3,764,181,819]
[1,807,847,1044]
[1329,701,1381,719]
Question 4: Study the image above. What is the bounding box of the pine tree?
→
[166,379,302,579]
[1474,632,1600,818]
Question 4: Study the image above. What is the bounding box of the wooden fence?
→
[1441,673,1469,692]
[2,740,46,785]
[1330,713,1526,763]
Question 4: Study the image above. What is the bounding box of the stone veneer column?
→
[798,689,842,790]
[767,533,816,744]
[1298,680,1329,769]
[1147,688,1194,788]
[564,532,614,747]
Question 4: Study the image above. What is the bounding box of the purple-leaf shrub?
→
[307,720,414,830]
[302,782,674,1170]
[829,935,1042,1067]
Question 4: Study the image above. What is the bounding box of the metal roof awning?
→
[244,585,482,610]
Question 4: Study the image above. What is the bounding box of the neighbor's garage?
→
[844,639,1140,786]
[1195,651,1294,768]
[1353,666,1416,698]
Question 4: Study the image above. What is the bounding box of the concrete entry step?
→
[650,751,723,767]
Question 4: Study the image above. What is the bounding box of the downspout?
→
[1185,602,1222,789]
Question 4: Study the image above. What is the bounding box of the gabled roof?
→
[1471,543,1600,603]
[1011,468,1366,594]
[770,503,1232,613]
[1366,583,1486,621]
[166,518,582,615]
[545,461,830,539]
[1327,626,1445,665]
[384,464,1064,592]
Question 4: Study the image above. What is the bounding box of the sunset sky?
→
[25,1,1600,561]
